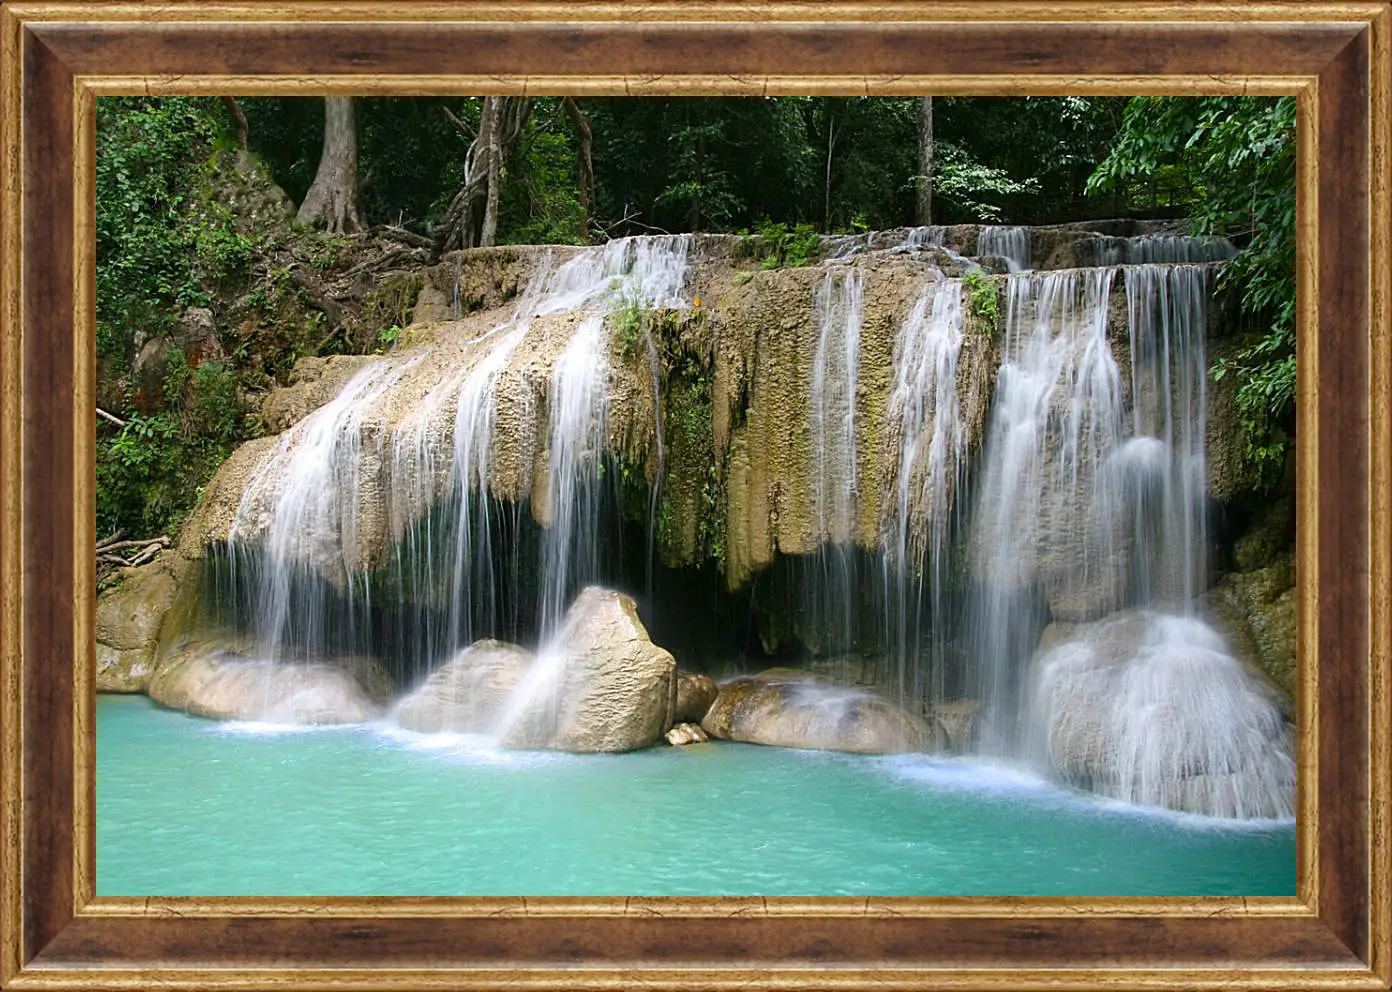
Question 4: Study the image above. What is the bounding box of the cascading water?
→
[966,268,1124,752]
[804,266,866,659]
[977,226,1031,272]
[229,357,420,668]
[222,235,693,722]
[882,279,968,707]
[1093,233,1237,266]
[204,223,1291,819]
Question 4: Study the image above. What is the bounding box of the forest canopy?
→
[93,94,1296,542]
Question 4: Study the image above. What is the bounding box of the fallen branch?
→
[96,529,125,550]
[371,224,434,250]
[96,407,127,428]
[340,246,411,279]
[95,536,169,554]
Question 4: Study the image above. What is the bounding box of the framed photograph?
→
[1,2,1388,989]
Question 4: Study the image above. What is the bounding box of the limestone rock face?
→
[1031,610,1294,819]
[701,670,927,754]
[1199,550,1296,701]
[394,639,533,733]
[95,562,180,692]
[500,587,677,753]
[97,645,157,693]
[674,671,719,724]
[148,640,393,724]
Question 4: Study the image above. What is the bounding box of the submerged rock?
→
[499,587,677,753]
[393,639,533,733]
[666,722,709,746]
[148,640,393,724]
[1031,611,1294,818]
[701,669,927,754]
[674,671,719,724]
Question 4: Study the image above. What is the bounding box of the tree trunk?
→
[916,96,934,226]
[479,97,503,247]
[562,97,594,241]
[824,103,836,230]
[296,97,363,234]
[221,96,249,151]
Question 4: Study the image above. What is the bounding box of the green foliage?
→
[376,325,402,351]
[97,357,242,537]
[752,221,820,269]
[963,271,999,337]
[928,143,1040,223]
[96,97,248,366]
[1091,96,1296,486]
[609,293,648,361]
[500,121,586,246]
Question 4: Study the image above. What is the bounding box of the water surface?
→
[97,694,1295,896]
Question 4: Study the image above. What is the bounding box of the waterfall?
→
[229,357,419,667]
[224,235,692,683]
[1121,263,1212,605]
[1032,612,1295,818]
[978,226,1031,272]
[203,225,1293,817]
[882,279,967,706]
[1093,234,1236,266]
[967,267,1123,751]
[804,267,865,659]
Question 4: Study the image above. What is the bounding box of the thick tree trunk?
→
[479,96,503,248]
[562,98,594,241]
[296,97,363,235]
[916,96,934,226]
[435,97,534,253]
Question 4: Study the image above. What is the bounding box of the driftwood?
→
[95,534,169,585]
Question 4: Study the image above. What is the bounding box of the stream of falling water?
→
[805,266,866,659]
[882,279,967,708]
[977,226,1031,272]
[966,267,1123,753]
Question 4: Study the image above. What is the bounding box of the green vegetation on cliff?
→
[1089,96,1296,489]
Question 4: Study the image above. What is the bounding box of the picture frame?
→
[1,2,1388,989]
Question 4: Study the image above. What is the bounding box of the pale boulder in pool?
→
[498,587,678,753]
[147,640,393,724]
[393,638,533,733]
[394,588,678,753]
[701,669,929,754]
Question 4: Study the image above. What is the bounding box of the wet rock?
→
[500,587,677,753]
[701,669,927,754]
[928,698,981,753]
[148,639,393,724]
[674,671,718,723]
[394,639,533,733]
[95,562,180,693]
[666,722,709,745]
[1198,549,1296,701]
[1031,610,1293,818]
[97,645,157,694]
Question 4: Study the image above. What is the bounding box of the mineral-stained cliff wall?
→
[171,224,1282,691]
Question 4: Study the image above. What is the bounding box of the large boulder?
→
[393,639,533,733]
[701,669,927,754]
[674,671,719,723]
[95,561,181,692]
[148,640,393,724]
[498,587,678,753]
[1031,610,1294,818]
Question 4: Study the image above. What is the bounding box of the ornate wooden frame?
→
[0,2,1388,989]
